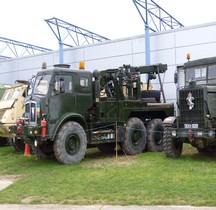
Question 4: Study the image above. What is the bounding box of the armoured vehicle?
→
[0,81,29,148]
[10,63,174,164]
[163,56,216,157]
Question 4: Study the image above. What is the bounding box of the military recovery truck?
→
[10,63,174,164]
[163,56,216,158]
[0,81,29,148]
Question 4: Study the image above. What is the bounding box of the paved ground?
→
[0,205,216,210]
[0,180,13,191]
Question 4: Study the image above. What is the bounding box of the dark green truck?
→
[10,64,174,164]
[163,57,216,157]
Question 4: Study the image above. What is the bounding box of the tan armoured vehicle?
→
[0,81,29,150]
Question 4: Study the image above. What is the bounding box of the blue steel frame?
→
[0,55,11,61]
[132,0,184,65]
[133,0,184,32]
[0,37,52,61]
[44,17,110,64]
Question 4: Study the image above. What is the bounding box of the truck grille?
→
[179,88,205,128]
[25,101,37,123]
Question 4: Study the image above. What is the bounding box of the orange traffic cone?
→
[24,143,31,156]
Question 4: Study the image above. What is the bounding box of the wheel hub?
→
[65,134,80,155]
[132,130,142,146]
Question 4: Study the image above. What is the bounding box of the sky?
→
[1,0,216,52]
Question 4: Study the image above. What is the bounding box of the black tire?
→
[197,148,209,153]
[54,121,87,164]
[163,126,183,158]
[97,143,116,153]
[0,137,8,147]
[121,117,146,155]
[6,138,13,146]
[197,147,216,153]
[31,141,54,158]
[11,137,25,152]
[146,119,164,152]
[141,90,161,103]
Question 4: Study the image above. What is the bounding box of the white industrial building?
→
[1,22,216,103]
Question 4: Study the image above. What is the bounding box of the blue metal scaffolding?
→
[0,37,52,61]
[132,0,184,65]
[44,17,110,64]
[0,55,10,61]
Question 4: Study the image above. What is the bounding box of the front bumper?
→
[9,124,41,140]
[172,128,214,139]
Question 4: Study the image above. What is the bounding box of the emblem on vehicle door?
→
[186,92,194,110]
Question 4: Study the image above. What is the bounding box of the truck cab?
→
[24,67,93,137]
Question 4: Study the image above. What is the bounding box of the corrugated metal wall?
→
[1,22,216,104]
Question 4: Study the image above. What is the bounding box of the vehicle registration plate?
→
[184,124,198,129]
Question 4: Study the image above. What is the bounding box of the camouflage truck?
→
[10,63,174,164]
[0,81,29,148]
[163,56,216,157]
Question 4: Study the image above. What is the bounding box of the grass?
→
[0,145,216,206]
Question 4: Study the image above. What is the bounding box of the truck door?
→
[49,74,75,124]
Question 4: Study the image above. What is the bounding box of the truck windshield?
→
[185,64,216,85]
[185,66,207,85]
[33,74,51,95]
[208,64,216,83]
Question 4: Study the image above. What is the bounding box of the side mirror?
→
[60,78,65,93]
[174,73,178,84]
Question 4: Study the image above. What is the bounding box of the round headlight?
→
[172,130,177,137]
[208,130,215,137]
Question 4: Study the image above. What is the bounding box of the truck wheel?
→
[97,143,116,153]
[11,137,25,152]
[31,142,54,158]
[163,126,183,158]
[0,137,8,147]
[121,117,146,155]
[146,119,164,152]
[54,121,87,164]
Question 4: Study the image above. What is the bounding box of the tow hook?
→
[188,129,193,138]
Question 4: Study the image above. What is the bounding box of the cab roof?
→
[184,56,216,68]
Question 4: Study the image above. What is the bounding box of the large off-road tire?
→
[11,137,25,152]
[97,143,116,153]
[31,141,54,158]
[0,137,8,147]
[54,121,87,164]
[121,117,146,155]
[146,119,164,152]
[163,126,183,158]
